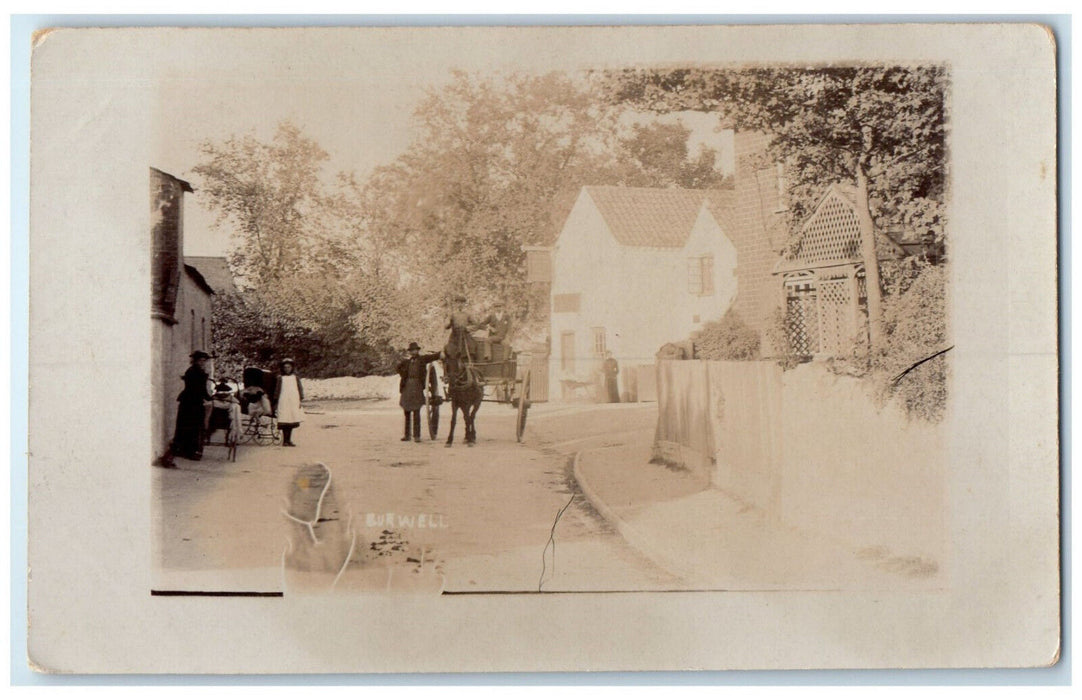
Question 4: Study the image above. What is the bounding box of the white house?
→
[548,185,738,400]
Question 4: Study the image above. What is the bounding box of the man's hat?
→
[279,357,295,367]
[408,342,421,351]
[190,350,210,360]
[214,382,233,393]
[452,295,466,303]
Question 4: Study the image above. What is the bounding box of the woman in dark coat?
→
[397,342,441,442]
[602,351,620,403]
[171,350,212,461]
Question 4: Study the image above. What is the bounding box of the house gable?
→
[684,203,739,309]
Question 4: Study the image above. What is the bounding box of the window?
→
[553,293,581,313]
[190,310,197,351]
[687,255,715,296]
[592,327,606,356]
[201,317,207,351]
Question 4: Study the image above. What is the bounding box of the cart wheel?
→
[516,369,531,443]
[427,402,440,440]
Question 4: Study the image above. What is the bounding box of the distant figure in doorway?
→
[603,351,620,403]
[168,350,213,463]
[274,358,304,446]
[397,342,441,442]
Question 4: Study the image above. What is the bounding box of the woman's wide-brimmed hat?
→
[408,342,421,351]
[190,350,210,360]
[214,382,233,393]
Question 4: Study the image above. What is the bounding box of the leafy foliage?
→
[619,121,731,189]
[873,262,949,422]
[691,309,761,361]
[764,307,806,370]
[606,66,948,240]
[193,123,331,287]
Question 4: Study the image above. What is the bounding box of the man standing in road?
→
[398,342,442,442]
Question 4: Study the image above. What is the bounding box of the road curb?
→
[571,449,700,588]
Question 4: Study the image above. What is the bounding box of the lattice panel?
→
[785,289,817,357]
[792,193,862,266]
[817,278,851,356]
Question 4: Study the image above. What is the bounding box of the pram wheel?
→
[255,418,281,446]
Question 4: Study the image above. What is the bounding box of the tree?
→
[607,66,948,350]
[620,121,730,189]
[193,122,330,287]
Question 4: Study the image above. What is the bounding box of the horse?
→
[441,352,484,447]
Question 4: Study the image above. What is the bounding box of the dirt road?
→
[153,400,678,594]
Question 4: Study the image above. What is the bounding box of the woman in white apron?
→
[273,358,304,446]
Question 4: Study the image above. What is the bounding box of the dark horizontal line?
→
[441,589,845,595]
[151,590,284,597]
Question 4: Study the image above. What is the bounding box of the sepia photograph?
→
[150,57,950,596]
[26,23,1059,673]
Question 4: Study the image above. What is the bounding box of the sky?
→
[146,28,733,258]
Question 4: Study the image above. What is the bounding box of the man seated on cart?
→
[444,295,483,361]
[478,304,513,375]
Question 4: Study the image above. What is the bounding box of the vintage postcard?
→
[26,23,1059,673]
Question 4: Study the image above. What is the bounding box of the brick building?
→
[727,131,790,347]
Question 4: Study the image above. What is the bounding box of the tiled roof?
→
[185,256,235,295]
[703,189,737,234]
[583,186,734,248]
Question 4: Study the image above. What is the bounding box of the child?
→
[274,359,304,447]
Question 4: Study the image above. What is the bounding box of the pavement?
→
[573,436,945,591]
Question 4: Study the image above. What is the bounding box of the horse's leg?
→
[445,400,457,446]
[466,392,480,444]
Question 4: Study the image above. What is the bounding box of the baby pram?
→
[238,367,282,446]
